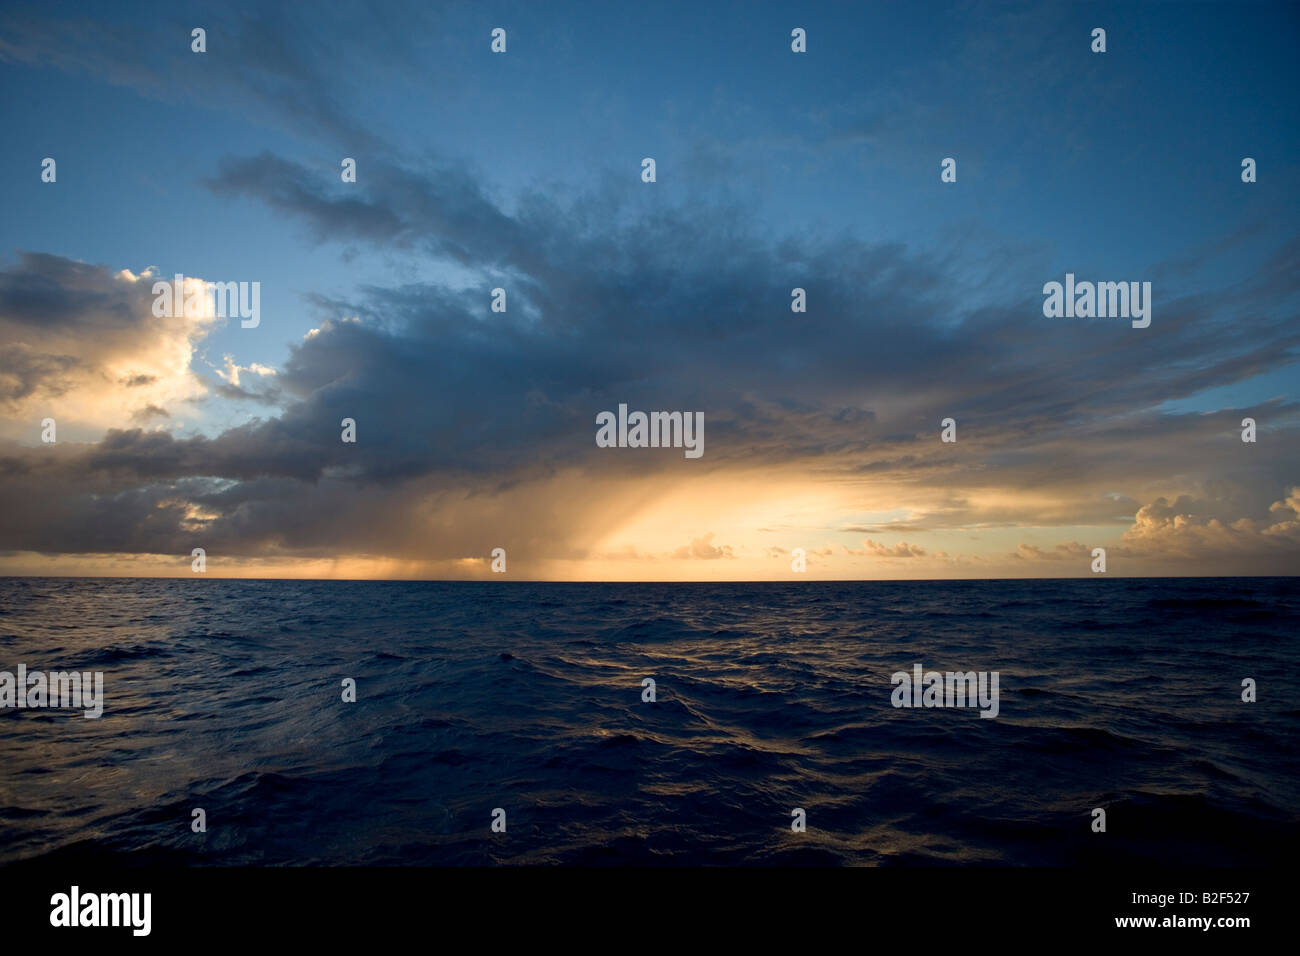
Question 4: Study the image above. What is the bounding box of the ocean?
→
[1,576,1296,866]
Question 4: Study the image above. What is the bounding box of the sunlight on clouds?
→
[0,265,221,442]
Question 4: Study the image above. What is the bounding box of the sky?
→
[0,0,1296,580]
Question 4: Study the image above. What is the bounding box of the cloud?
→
[210,356,281,405]
[851,539,927,558]
[1011,542,1091,561]
[0,255,219,440]
[1119,489,1300,561]
[672,533,735,560]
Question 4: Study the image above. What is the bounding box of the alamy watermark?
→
[891,663,999,718]
[50,886,150,936]
[1042,273,1150,328]
[152,273,260,328]
[596,404,704,458]
[1,664,104,718]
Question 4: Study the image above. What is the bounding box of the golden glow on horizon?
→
[2,462,1292,581]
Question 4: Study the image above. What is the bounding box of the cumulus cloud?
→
[1120,489,1300,561]
[210,355,281,405]
[0,255,219,441]
[848,539,928,558]
[673,533,735,560]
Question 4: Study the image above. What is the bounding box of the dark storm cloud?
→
[206,153,566,282]
[0,253,142,332]
[239,152,1298,513]
[206,152,1300,444]
[2,156,1298,562]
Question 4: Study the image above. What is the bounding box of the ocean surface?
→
[0,576,1296,866]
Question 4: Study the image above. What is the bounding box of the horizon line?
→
[0,572,1294,585]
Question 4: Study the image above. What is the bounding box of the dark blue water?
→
[1,576,1296,866]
